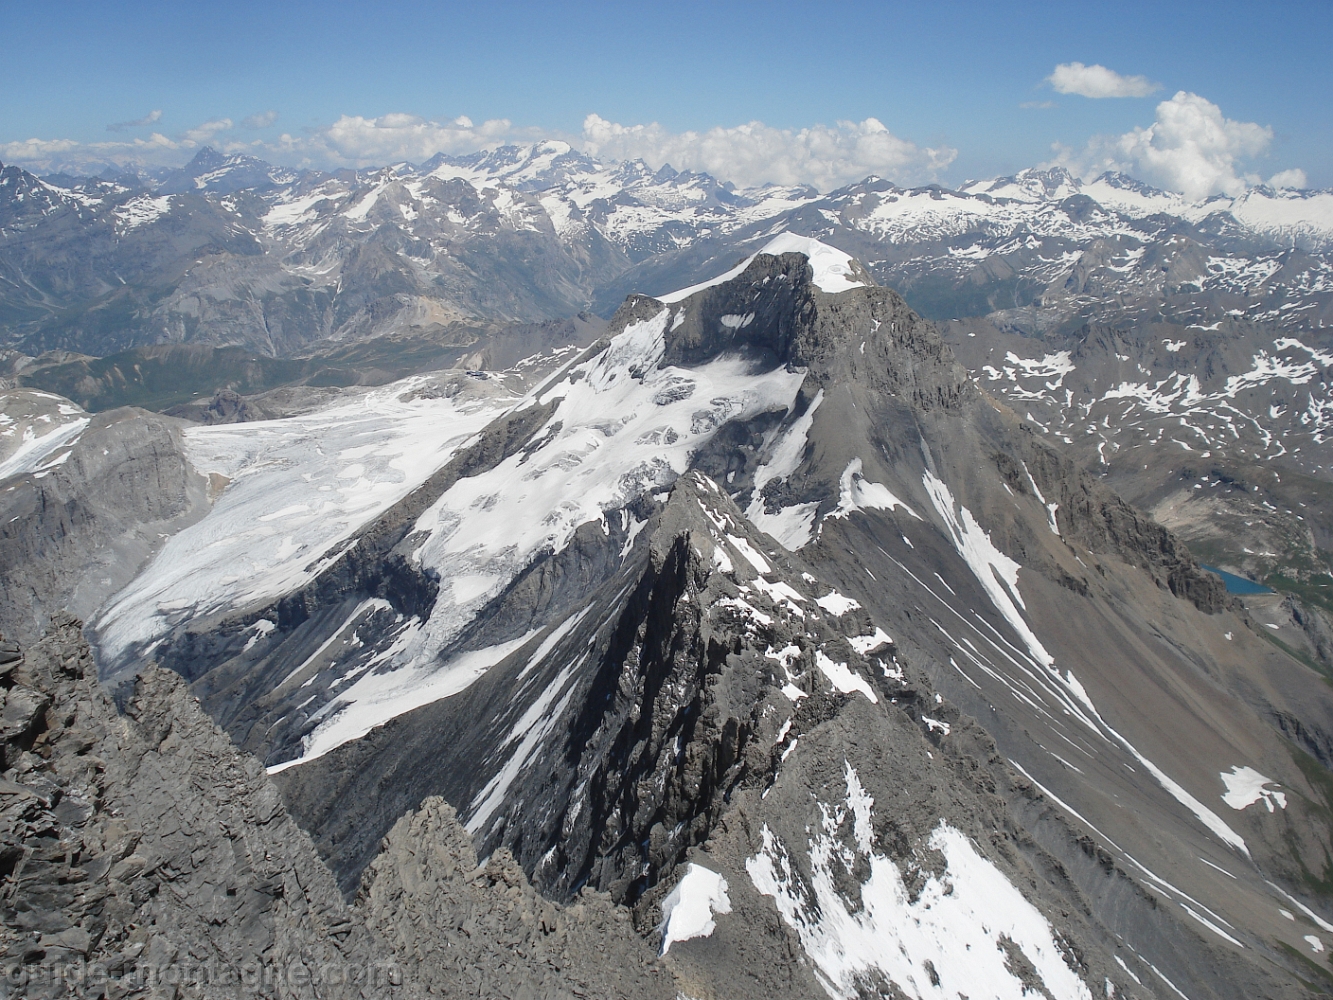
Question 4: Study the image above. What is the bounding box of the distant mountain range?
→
[1,143,1329,360]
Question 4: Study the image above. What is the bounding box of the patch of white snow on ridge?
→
[746,763,1093,1000]
[815,591,861,616]
[831,458,920,521]
[727,533,773,575]
[658,864,732,955]
[815,651,877,704]
[849,627,893,654]
[1220,765,1287,812]
[758,232,871,294]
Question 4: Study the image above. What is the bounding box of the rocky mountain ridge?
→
[3,236,1333,996]
[0,616,676,998]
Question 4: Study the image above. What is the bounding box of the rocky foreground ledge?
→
[0,616,672,999]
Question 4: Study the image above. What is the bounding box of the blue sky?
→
[2,0,1327,192]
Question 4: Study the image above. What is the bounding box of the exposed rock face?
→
[0,619,685,999]
[995,435,1228,614]
[360,797,673,1000]
[0,409,209,644]
[0,616,389,999]
[649,251,970,412]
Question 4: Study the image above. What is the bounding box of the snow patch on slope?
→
[921,471,1251,855]
[832,458,920,521]
[1220,765,1287,812]
[113,194,173,232]
[269,628,541,774]
[747,763,1093,1000]
[0,392,89,482]
[922,470,1051,667]
[747,389,824,550]
[658,864,732,955]
[815,651,877,704]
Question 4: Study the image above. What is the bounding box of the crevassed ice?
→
[97,376,513,664]
[268,307,805,767]
[400,307,804,668]
[747,762,1093,1000]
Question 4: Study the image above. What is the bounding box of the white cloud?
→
[580,114,954,189]
[1268,168,1308,190]
[0,110,955,191]
[1048,62,1159,99]
[268,113,528,168]
[0,132,179,173]
[107,109,163,132]
[182,118,234,145]
[242,110,279,130]
[1051,91,1298,200]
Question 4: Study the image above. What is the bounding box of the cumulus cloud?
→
[182,118,234,145]
[107,109,163,132]
[242,110,278,129]
[0,112,529,174]
[1051,91,1302,200]
[0,132,179,173]
[268,113,529,168]
[1268,168,1308,190]
[2,110,951,190]
[580,114,954,189]
[1048,62,1159,99]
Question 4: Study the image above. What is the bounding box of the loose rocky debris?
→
[0,618,673,999]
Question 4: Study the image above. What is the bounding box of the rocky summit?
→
[2,232,1333,998]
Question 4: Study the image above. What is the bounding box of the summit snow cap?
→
[657,232,872,303]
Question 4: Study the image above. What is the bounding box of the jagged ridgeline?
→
[4,235,1333,998]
